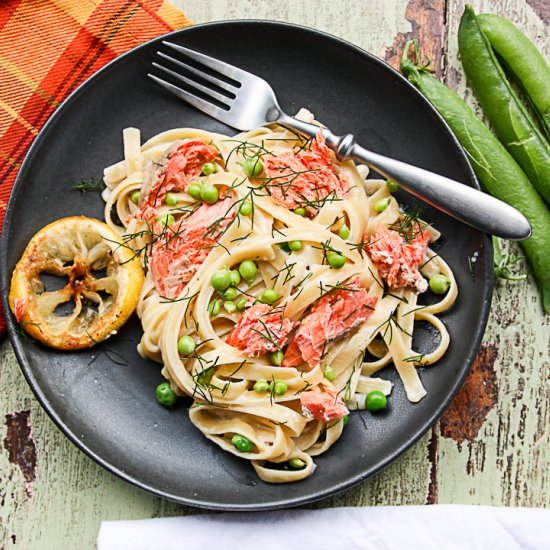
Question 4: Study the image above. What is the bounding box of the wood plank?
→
[436,0,550,508]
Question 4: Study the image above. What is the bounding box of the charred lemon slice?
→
[9,216,144,350]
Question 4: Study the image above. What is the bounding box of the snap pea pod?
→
[400,41,550,313]
[478,13,550,142]
[458,5,550,205]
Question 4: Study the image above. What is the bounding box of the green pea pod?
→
[458,5,550,205]
[478,13,550,142]
[400,41,550,312]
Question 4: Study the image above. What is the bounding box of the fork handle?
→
[278,115,531,240]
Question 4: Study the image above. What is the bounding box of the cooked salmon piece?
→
[282,278,378,368]
[367,225,430,292]
[300,387,349,422]
[139,140,219,218]
[149,199,233,299]
[264,132,348,217]
[226,304,294,357]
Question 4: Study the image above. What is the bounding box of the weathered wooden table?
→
[1,0,548,547]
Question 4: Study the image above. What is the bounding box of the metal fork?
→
[148,42,531,240]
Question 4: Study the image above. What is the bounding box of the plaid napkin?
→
[0,0,192,336]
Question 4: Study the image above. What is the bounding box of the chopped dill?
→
[493,237,526,282]
[73,179,105,193]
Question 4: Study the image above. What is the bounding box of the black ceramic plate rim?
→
[1,20,493,511]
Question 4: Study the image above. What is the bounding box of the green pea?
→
[155,213,175,226]
[374,198,390,213]
[327,251,346,269]
[208,299,221,316]
[201,162,217,175]
[229,269,241,287]
[164,192,179,206]
[200,183,219,205]
[187,182,202,200]
[338,223,350,240]
[269,350,284,366]
[197,367,214,386]
[211,270,231,293]
[253,380,270,393]
[231,433,253,452]
[239,260,257,283]
[273,380,288,396]
[130,190,140,204]
[223,287,238,301]
[156,382,177,407]
[365,390,387,412]
[288,240,303,251]
[242,157,263,178]
[236,297,248,311]
[177,335,196,356]
[288,458,306,470]
[324,365,335,382]
[223,300,237,313]
[386,179,399,193]
[240,201,253,216]
[343,414,349,427]
[429,274,451,295]
[293,207,306,216]
[259,288,279,304]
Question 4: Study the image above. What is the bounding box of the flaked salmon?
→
[264,133,348,217]
[226,304,294,357]
[367,225,430,292]
[149,199,233,299]
[282,278,378,368]
[300,387,349,422]
[138,140,219,219]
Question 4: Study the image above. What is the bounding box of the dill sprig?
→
[293,381,312,396]
[310,239,347,267]
[383,290,409,304]
[371,313,412,345]
[337,369,355,403]
[290,271,313,301]
[419,253,440,270]
[14,322,41,344]
[404,354,428,367]
[389,207,429,243]
[73,179,105,193]
[250,318,284,352]
[493,237,526,282]
[402,305,427,317]
[222,139,274,166]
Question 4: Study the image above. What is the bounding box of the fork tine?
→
[147,74,233,123]
[162,41,244,82]
[157,51,237,94]
[152,61,231,105]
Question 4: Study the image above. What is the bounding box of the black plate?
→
[0,21,492,510]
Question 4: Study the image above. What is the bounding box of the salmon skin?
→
[367,225,430,292]
[282,278,378,368]
[149,199,234,299]
[300,387,349,422]
[138,140,219,219]
[226,304,294,357]
[265,132,348,217]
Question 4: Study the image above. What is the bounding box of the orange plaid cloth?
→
[0,0,192,335]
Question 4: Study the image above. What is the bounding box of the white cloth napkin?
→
[97,505,550,550]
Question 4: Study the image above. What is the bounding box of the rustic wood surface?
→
[1,0,549,547]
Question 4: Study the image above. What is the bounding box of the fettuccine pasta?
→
[102,109,457,483]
